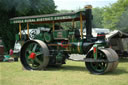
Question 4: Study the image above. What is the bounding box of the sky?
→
[54,0,118,10]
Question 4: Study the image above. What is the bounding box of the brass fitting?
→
[85,5,92,9]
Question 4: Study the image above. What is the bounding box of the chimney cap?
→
[85,5,92,9]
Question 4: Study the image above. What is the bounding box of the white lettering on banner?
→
[13,15,73,23]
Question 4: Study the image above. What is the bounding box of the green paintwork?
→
[15,34,19,41]
[44,32,52,42]
[34,33,44,41]
[70,41,83,54]
[56,52,63,63]
[69,31,74,35]
[53,30,68,39]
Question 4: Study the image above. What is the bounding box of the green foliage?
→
[58,10,73,13]
[92,7,104,28]
[103,0,128,30]
[117,8,128,31]
[0,0,56,52]
[57,10,73,30]
[58,7,104,29]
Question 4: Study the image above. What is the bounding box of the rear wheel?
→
[20,40,49,70]
[85,48,118,74]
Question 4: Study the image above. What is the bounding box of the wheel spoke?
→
[36,52,43,56]
[98,63,103,69]
[26,50,32,54]
[25,53,31,63]
[34,57,42,65]
[27,58,33,64]
[95,63,100,70]
[28,44,34,51]
[32,44,38,52]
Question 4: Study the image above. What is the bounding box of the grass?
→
[0,59,128,85]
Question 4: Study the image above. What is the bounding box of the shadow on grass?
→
[47,65,87,72]
[104,58,128,75]
[47,64,128,75]
[106,68,128,75]
[119,58,128,63]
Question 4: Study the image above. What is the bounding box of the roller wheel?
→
[85,48,118,74]
[102,48,118,72]
[20,40,49,70]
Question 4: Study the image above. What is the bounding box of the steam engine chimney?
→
[85,5,93,41]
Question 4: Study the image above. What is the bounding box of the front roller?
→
[85,48,118,74]
[20,40,49,70]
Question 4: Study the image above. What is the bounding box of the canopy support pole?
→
[27,23,29,37]
[80,12,83,39]
[72,20,75,28]
[53,21,55,31]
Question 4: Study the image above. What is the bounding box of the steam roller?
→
[20,39,118,74]
[10,5,119,74]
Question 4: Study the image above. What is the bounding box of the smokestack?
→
[85,5,93,40]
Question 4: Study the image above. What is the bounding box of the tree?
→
[117,7,128,31]
[92,7,104,28]
[103,0,128,30]
[0,0,56,51]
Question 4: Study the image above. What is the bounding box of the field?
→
[0,59,128,85]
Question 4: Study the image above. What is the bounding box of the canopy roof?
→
[10,11,85,24]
